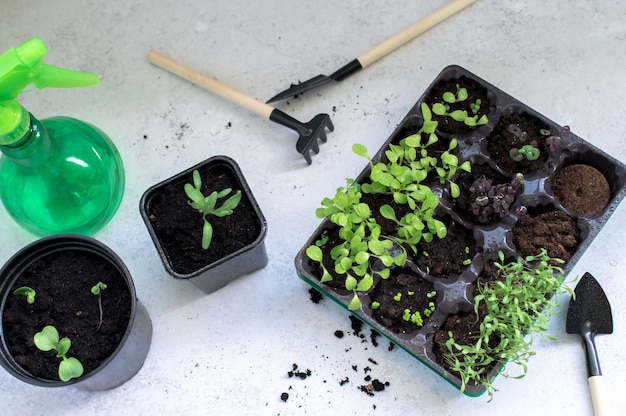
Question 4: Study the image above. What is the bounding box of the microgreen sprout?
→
[470,99,482,115]
[184,169,242,250]
[401,300,436,327]
[305,245,333,283]
[432,84,488,127]
[393,292,402,302]
[440,249,572,398]
[509,144,540,161]
[315,234,329,247]
[34,325,84,382]
[402,309,423,326]
[91,282,107,331]
[310,108,472,309]
[308,102,470,311]
[13,286,36,304]
[424,301,436,317]
[541,127,563,153]
[469,174,522,223]
[371,301,381,310]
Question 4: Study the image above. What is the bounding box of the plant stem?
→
[97,294,103,331]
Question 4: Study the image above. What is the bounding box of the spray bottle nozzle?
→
[0,37,99,99]
[0,37,99,144]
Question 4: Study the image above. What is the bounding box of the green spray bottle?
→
[0,37,124,236]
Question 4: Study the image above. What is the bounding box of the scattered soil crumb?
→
[370,330,380,347]
[308,288,323,304]
[349,315,363,337]
[359,379,389,396]
[287,363,312,380]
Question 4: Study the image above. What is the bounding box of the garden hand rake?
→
[148,50,333,165]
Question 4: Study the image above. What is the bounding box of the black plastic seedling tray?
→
[294,65,626,396]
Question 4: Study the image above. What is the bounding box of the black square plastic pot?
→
[0,235,153,390]
[294,65,626,396]
[140,155,268,294]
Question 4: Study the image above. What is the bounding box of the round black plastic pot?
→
[140,155,268,294]
[0,235,152,391]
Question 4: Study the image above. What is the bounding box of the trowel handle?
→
[148,50,274,120]
[588,376,609,416]
[357,0,477,68]
[583,332,610,416]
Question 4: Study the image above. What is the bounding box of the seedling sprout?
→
[13,286,36,304]
[34,325,84,382]
[184,169,242,249]
[91,281,107,331]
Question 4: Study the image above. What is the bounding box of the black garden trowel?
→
[566,272,613,416]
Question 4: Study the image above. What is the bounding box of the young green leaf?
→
[306,245,323,262]
[345,275,357,291]
[202,221,213,250]
[90,282,107,295]
[34,326,59,352]
[13,286,36,304]
[348,293,361,310]
[59,357,84,382]
[352,143,369,159]
[192,169,202,189]
[357,274,374,291]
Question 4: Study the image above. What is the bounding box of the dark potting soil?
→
[552,164,610,215]
[485,112,552,175]
[2,250,131,381]
[146,163,263,275]
[512,209,579,262]
[422,76,491,135]
[452,163,521,225]
[413,217,478,278]
[370,270,435,335]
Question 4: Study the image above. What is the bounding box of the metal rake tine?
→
[270,111,334,165]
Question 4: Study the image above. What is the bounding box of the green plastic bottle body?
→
[0,114,124,236]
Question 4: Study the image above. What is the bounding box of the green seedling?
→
[402,300,436,327]
[431,84,488,127]
[184,169,242,250]
[424,301,436,317]
[308,178,406,311]
[34,325,84,382]
[91,281,107,331]
[402,309,423,326]
[13,286,36,304]
[305,245,333,284]
[308,103,470,312]
[440,249,572,398]
[442,84,469,103]
[509,144,540,161]
[470,99,482,115]
[315,234,329,247]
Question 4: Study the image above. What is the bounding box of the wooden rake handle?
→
[148,50,274,120]
[357,0,477,68]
